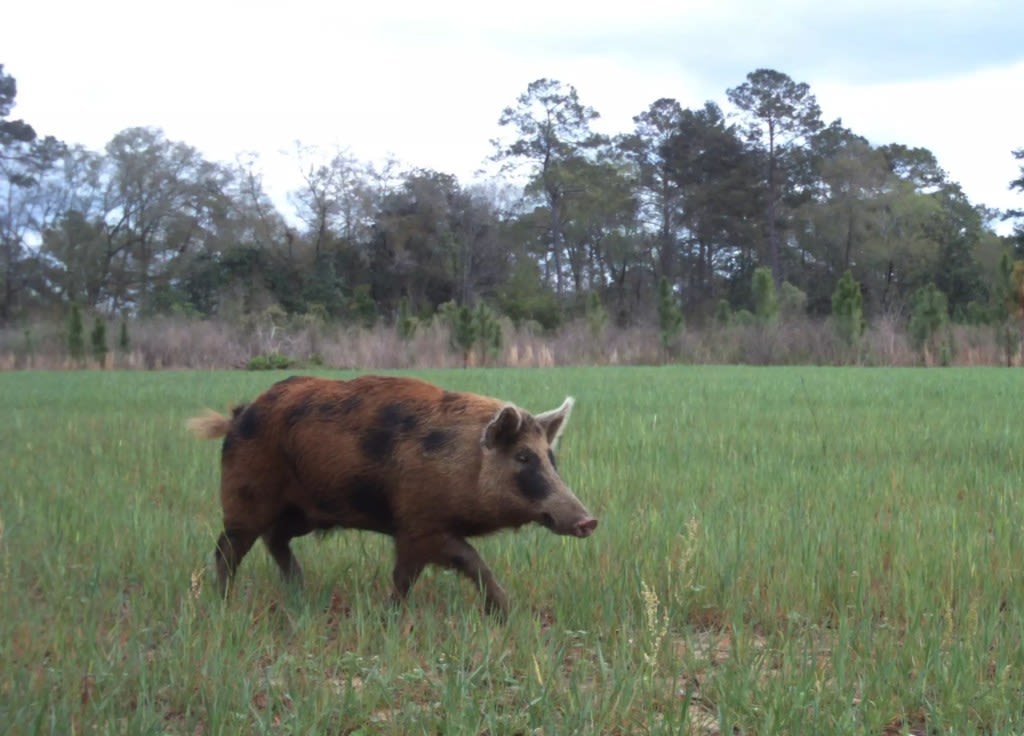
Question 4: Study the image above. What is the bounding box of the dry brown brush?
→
[0,314,1016,370]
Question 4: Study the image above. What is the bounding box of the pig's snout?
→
[538,488,597,538]
[574,517,599,537]
[540,512,598,537]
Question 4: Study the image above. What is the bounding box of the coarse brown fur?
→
[189,374,597,616]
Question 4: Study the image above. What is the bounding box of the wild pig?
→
[188,374,597,616]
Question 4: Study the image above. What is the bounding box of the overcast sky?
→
[3,0,1022,225]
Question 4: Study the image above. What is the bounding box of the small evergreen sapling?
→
[751,267,778,324]
[831,270,864,346]
[396,297,418,341]
[474,303,502,365]
[68,305,84,364]
[656,277,684,357]
[994,253,1023,366]
[909,283,949,362]
[90,317,108,366]
[585,291,608,342]
[118,319,130,353]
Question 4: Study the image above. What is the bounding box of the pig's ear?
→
[536,396,574,448]
[482,405,523,449]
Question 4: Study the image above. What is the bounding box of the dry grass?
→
[0,313,1017,371]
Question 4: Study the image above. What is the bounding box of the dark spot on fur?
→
[348,476,394,532]
[340,394,363,413]
[287,397,315,426]
[450,553,468,571]
[317,394,363,420]
[378,403,420,433]
[440,391,468,413]
[422,429,454,453]
[515,454,552,501]
[238,484,256,503]
[237,405,260,440]
[230,404,247,420]
[360,403,420,460]
[547,449,557,469]
[361,427,395,461]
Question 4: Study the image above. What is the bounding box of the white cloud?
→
[2,0,1021,224]
[817,62,1024,215]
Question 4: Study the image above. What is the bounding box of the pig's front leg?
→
[391,533,509,617]
[441,536,509,618]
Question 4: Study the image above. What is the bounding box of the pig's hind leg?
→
[214,528,258,596]
[262,505,310,586]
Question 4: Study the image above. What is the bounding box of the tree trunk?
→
[0,237,15,324]
[548,192,564,296]
[658,183,674,283]
[766,123,782,286]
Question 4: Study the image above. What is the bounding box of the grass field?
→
[2,366,1023,734]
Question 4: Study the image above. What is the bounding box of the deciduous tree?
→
[1,65,65,322]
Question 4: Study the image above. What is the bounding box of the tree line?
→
[3,64,1023,336]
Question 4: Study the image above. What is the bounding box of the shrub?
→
[247,353,294,371]
[779,281,807,319]
[348,285,377,328]
[734,309,757,327]
[714,299,732,326]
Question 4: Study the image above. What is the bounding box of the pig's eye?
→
[514,450,532,464]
